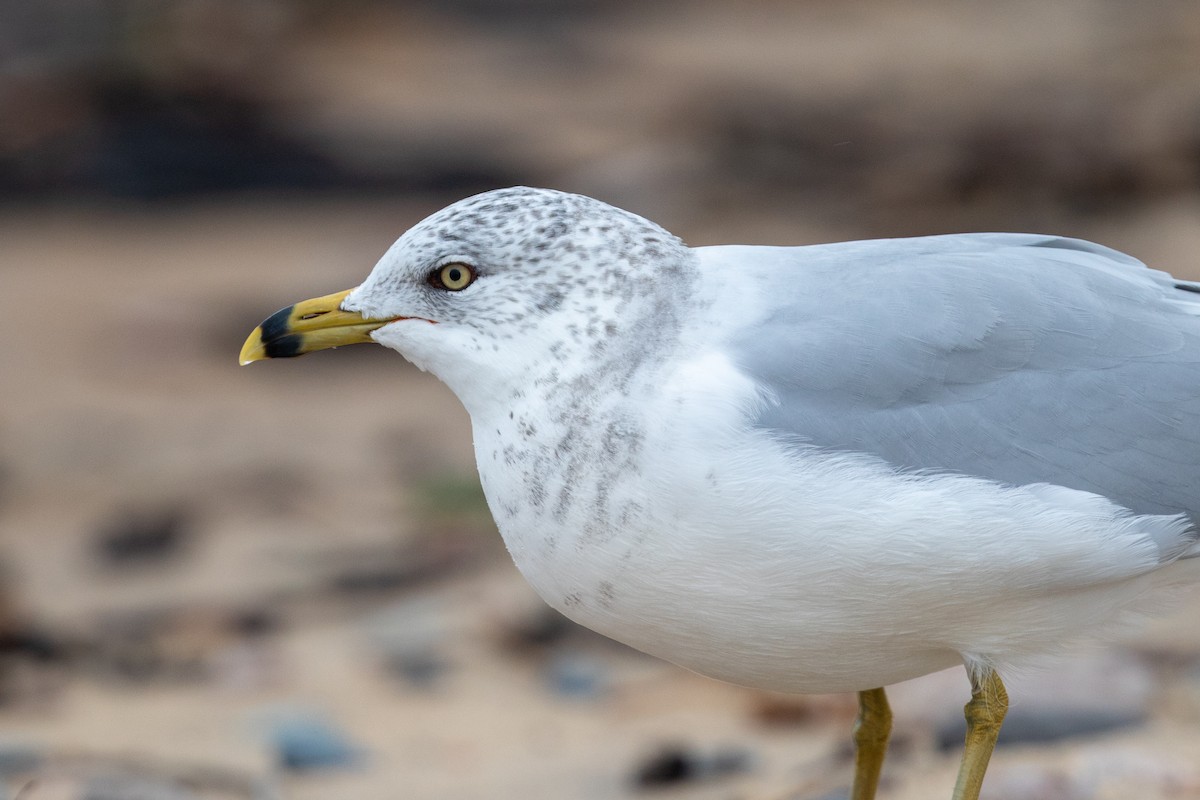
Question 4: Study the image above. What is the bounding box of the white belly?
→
[470,357,1175,694]
[516,528,968,694]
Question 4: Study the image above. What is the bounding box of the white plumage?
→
[244,186,1200,799]
[347,189,1198,693]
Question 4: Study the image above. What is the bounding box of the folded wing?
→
[721,234,1200,521]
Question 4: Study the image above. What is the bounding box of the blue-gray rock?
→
[544,651,608,699]
[0,741,41,777]
[263,713,361,772]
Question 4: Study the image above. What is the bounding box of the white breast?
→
[468,344,1184,694]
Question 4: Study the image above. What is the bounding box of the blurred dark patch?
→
[88,611,202,684]
[229,607,280,639]
[942,91,1180,216]
[5,0,1199,233]
[750,694,820,727]
[0,0,524,201]
[82,78,341,200]
[328,561,427,596]
[380,648,448,688]
[92,505,192,568]
[86,605,281,685]
[935,707,1146,751]
[323,530,482,599]
[1133,643,1200,672]
[684,81,1200,232]
[0,565,71,708]
[0,625,71,709]
[2,77,521,201]
[498,604,577,651]
[631,744,752,791]
[692,92,882,199]
[404,0,626,29]
[495,604,641,659]
[0,627,67,668]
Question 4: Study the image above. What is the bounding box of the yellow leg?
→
[951,669,1008,800]
[850,687,892,800]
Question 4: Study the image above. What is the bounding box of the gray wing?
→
[724,233,1200,519]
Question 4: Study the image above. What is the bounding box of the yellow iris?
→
[438,263,475,291]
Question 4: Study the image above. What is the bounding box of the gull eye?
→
[431,263,475,291]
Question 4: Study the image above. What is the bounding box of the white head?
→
[243,187,698,414]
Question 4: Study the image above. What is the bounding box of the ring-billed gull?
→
[240,187,1200,800]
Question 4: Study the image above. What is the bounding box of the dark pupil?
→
[447,267,462,283]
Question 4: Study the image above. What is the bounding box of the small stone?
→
[543,651,607,699]
[229,608,281,640]
[499,606,576,652]
[260,710,361,772]
[631,744,753,790]
[382,650,448,689]
[361,598,451,689]
[92,506,191,567]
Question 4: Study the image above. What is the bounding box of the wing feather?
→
[713,234,1200,519]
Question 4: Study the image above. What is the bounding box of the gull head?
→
[240,187,696,408]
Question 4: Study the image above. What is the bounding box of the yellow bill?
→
[239,289,400,365]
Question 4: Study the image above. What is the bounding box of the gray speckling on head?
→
[351,187,700,395]
[346,187,701,556]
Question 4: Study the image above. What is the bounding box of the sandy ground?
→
[3,1,1200,797]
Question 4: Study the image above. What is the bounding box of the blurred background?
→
[2,1,1200,798]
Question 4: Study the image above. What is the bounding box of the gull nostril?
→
[299,311,330,321]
